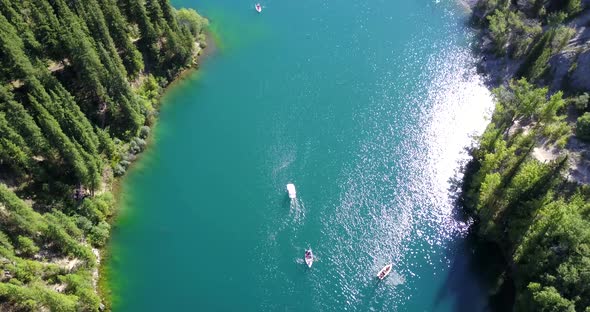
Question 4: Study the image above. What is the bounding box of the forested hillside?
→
[0,0,207,310]
[466,0,590,311]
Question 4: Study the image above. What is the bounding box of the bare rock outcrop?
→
[548,50,575,92]
[568,49,590,92]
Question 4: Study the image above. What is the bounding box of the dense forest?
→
[466,0,590,311]
[0,0,207,310]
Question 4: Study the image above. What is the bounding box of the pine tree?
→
[101,0,144,77]
[127,0,160,65]
[159,0,180,32]
[0,13,36,82]
[0,184,46,236]
[0,86,48,155]
[28,0,63,60]
[27,94,90,186]
[0,0,41,57]
[146,0,166,35]
[0,113,33,175]
[96,43,143,135]
[53,0,108,107]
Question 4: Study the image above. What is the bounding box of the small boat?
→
[377,264,392,280]
[286,183,296,199]
[255,3,262,12]
[305,249,314,268]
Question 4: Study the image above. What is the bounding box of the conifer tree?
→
[0,0,41,57]
[0,87,48,155]
[53,0,108,108]
[27,95,90,186]
[29,0,64,60]
[127,0,160,64]
[102,0,144,77]
[0,113,33,175]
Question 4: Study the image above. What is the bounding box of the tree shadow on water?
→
[432,234,514,312]
[433,162,515,312]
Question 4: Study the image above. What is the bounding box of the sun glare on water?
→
[314,43,493,310]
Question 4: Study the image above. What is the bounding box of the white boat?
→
[377,264,392,280]
[286,183,296,199]
[305,249,314,268]
[255,3,262,12]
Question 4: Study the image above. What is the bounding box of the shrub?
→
[42,264,66,284]
[113,164,125,177]
[550,26,575,52]
[96,127,115,158]
[121,152,136,163]
[519,32,552,81]
[59,271,100,311]
[11,259,42,283]
[547,11,567,26]
[176,8,209,38]
[487,10,509,54]
[508,11,542,57]
[133,137,147,152]
[566,0,582,16]
[0,231,14,251]
[139,126,150,139]
[17,236,39,257]
[44,223,94,261]
[521,283,576,312]
[93,193,115,218]
[78,193,116,223]
[543,121,571,148]
[75,216,93,233]
[517,25,575,81]
[569,93,589,112]
[120,160,131,168]
[198,34,207,48]
[139,75,162,108]
[88,221,110,247]
[575,112,590,141]
[126,137,147,155]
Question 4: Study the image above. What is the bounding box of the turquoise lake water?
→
[108,0,498,310]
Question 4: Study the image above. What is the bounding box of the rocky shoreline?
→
[463,0,590,185]
[467,0,590,93]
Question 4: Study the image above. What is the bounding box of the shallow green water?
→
[109,0,497,310]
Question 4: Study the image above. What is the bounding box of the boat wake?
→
[269,140,296,181]
[289,198,306,224]
[295,254,319,264]
[385,271,405,287]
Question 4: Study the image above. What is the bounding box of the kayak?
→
[255,3,262,12]
[377,264,392,280]
[305,249,314,268]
